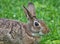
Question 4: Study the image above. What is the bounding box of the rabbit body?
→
[0,2,49,44]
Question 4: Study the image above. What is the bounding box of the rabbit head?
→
[23,2,49,36]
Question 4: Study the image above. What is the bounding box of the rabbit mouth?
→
[31,32,44,37]
[39,32,44,36]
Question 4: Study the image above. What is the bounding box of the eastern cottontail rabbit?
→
[0,2,49,44]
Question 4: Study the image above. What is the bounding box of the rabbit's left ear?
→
[27,2,36,17]
[23,2,36,22]
[23,5,33,20]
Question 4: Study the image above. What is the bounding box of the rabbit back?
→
[0,18,23,44]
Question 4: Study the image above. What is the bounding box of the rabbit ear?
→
[27,2,36,17]
[23,5,33,20]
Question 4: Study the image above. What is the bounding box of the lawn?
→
[0,0,60,44]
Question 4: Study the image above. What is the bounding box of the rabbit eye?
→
[34,21,39,26]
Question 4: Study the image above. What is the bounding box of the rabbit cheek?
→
[33,26,40,32]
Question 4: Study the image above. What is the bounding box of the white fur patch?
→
[39,32,44,36]
[32,33,35,36]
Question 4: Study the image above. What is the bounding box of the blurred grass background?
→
[0,0,60,44]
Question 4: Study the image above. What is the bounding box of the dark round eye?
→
[35,22,39,26]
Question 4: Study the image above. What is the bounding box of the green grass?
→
[0,0,60,44]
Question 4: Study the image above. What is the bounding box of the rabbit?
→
[0,2,49,44]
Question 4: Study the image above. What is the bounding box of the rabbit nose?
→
[42,29,50,34]
[47,29,50,33]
